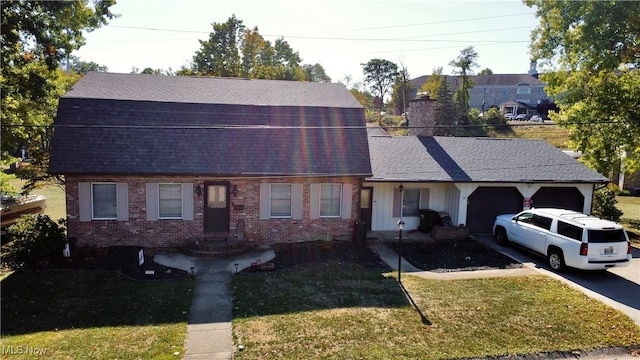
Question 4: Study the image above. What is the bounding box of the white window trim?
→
[270,183,292,219]
[319,183,342,218]
[158,183,183,220]
[91,182,118,220]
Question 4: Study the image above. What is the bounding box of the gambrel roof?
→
[49,72,371,177]
[367,135,608,183]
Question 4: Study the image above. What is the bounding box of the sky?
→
[74,0,542,84]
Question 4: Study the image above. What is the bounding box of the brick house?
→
[49,72,371,249]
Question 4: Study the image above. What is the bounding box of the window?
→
[402,188,420,216]
[557,221,582,241]
[588,229,626,243]
[531,214,552,230]
[207,185,226,209]
[270,184,292,218]
[320,184,342,217]
[159,183,182,219]
[92,183,117,219]
[515,212,533,223]
[517,87,532,95]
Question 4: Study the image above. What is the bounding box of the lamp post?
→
[397,219,405,282]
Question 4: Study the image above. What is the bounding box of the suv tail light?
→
[580,243,588,256]
[628,242,632,255]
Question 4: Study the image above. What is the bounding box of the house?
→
[363,133,609,233]
[410,62,551,115]
[48,72,371,249]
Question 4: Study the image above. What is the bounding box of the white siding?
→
[364,181,595,231]
[363,182,448,231]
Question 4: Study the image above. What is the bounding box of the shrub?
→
[2,214,67,267]
[592,186,623,222]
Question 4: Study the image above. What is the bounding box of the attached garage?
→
[365,135,609,233]
[466,187,523,233]
[531,187,584,212]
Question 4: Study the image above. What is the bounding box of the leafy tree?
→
[478,68,493,75]
[534,99,558,119]
[303,64,331,83]
[67,55,108,73]
[241,26,276,79]
[483,107,509,132]
[449,46,479,112]
[192,14,245,77]
[526,0,640,177]
[1,0,115,190]
[418,67,444,99]
[592,186,623,222]
[139,67,169,75]
[273,38,304,80]
[390,64,411,115]
[361,59,399,125]
[194,17,327,82]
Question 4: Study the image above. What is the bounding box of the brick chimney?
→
[408,96,437,137]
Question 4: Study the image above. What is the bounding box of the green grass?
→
[232,262,640,359]
[501,124,571,148]
[7,178,66,222]
[617,195,640,244]
[1,271,194,359]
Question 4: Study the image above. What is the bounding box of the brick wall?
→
[65,175,363,248]
[408,97,437,137]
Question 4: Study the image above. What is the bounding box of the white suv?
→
[493,208,632,271]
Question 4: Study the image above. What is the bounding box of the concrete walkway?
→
[155,246,275,360]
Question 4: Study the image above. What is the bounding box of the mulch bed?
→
[19,246,191,281]
[258,237,521,273]
[13,237,521,279]
[260,240,390,271]
[387,237,523,272]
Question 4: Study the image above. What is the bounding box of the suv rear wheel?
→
[548,249,566,271]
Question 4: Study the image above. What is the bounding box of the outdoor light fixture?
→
[232,185,238,197]
[397,219,405,282]
[195,185,202,196]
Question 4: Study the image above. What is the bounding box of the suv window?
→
[530,214,552,231]
[588,229,626,243]
[557,221,582,241]
[515,212,533,222]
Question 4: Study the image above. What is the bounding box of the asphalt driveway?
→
[472,234,640,327]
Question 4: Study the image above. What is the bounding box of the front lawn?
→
[232,261,640,359]
[617,195,640,245]
[1,271,194,359]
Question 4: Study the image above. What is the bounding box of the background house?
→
[49,72,371,249]
[410,62,552,116]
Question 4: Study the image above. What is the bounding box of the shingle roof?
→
[410,74,543,91]
[63,72,363,108]
[49,73,371,176]
[367,135,608,183]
